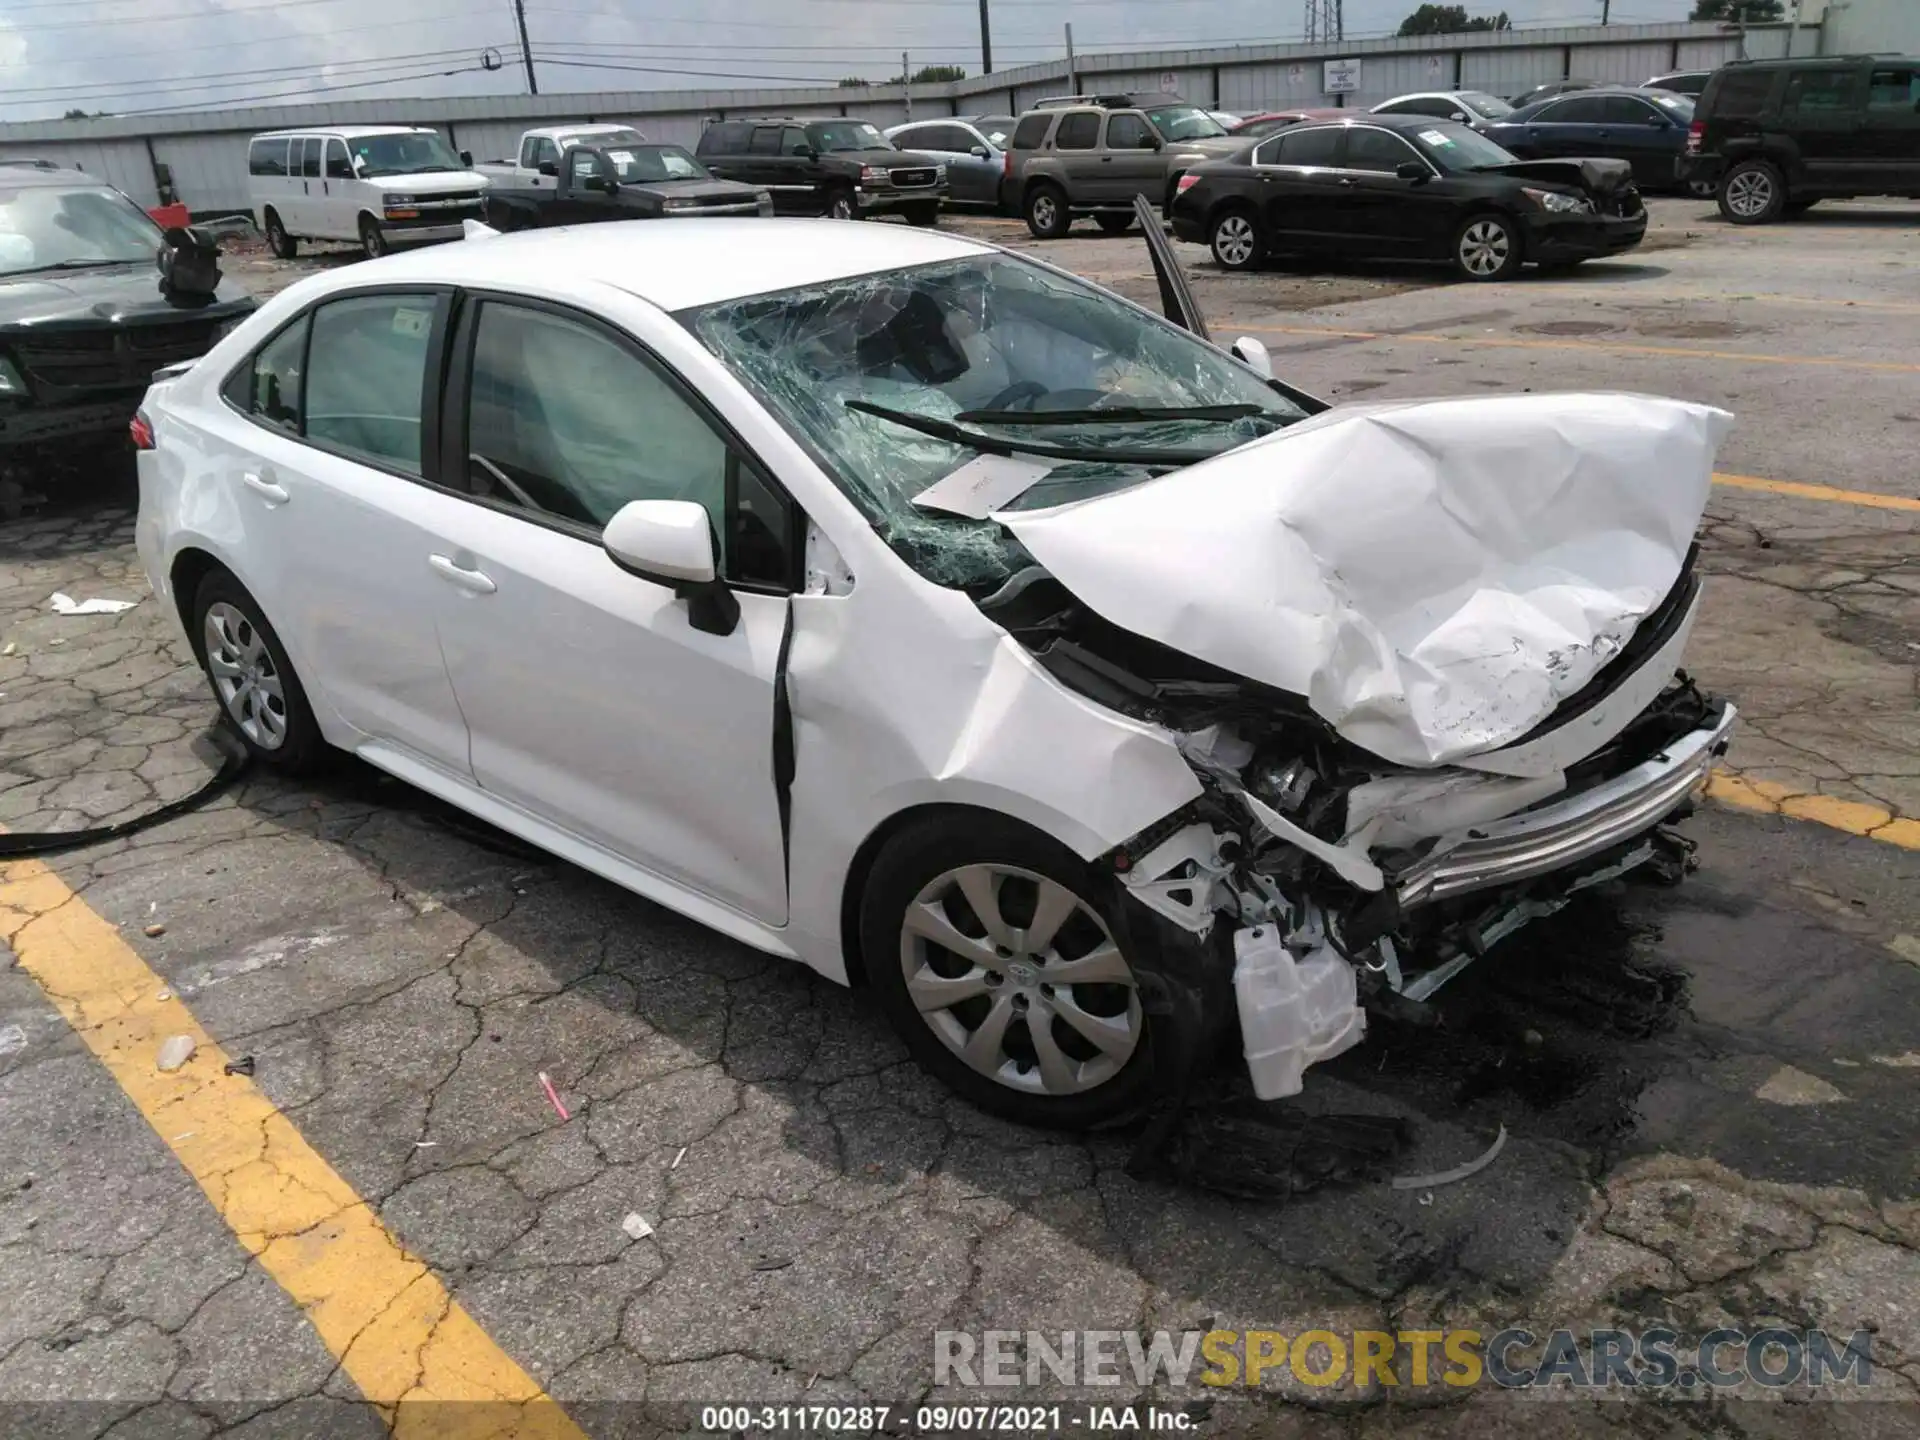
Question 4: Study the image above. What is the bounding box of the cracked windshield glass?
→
[685,255,1306,586]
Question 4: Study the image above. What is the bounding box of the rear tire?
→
[1094,213,1133,234]
[1453,212,1522,281]
[189,570,325,773]
[264,209,297,260]
[862,812,1156,1130]
[1208,206,1263,271]
[1718,160,1786,225]
[358,215,390,258]
[1024,183,1070,239]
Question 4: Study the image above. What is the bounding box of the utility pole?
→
[1601,0,1611,23]
[979,0,993,74]
[1785,0,1801,58]
[511,0,538,94]
[1064,22,1077,93]
[903,51,912,119]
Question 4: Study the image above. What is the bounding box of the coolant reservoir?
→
[1232,924,1366,1100]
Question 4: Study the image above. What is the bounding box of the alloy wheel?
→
[1459,219,1511,277]
[203,601,287,749]
[898,863,1142,1096]
[830,193,854,220]
[1031,194,1057,230]
[1212,213,1256,267]
[1725,169,1773,219]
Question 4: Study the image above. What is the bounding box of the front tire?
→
[189,571,324,772]
[1718,160,1786,225]
[358,215,390,258]
[1453,212,1522,281]
[1023,183,1070,239]
[826,186,858,221]
[264,209,297,260]
[862,813,1155,1129]
[1208,207,1264,271]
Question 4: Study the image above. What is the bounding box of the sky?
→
[0,0,1705,123]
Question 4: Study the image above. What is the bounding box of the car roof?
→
[1301,113,1445,133]
[342,218,992,313]
[0,159,106,189]
[251,125,430,139]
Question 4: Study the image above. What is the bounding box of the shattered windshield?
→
[683,254,1306,588]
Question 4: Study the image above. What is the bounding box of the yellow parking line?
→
[0,856,586,1440]
[1249,322,1920,375]
[1556,289,1920,316]
[1707,772,1920,850]
[1712,472,1920,514]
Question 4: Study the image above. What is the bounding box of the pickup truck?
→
[481,141,772,231]
[474,124,653,192]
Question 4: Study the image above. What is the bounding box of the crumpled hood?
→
[996,393,1732,768]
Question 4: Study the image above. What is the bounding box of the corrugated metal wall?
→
[0,21,1814,216]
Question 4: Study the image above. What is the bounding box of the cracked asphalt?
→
[0,199,1917,1438]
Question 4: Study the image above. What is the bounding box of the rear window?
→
[1707,69,1777,120]
[248,138,289,177]
[696,122,749,155]
[1010,113,1052,150]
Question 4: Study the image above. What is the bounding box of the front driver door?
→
[427,296,795,925]
[1337,126,1445,254]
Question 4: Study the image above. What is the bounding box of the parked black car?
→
[0,162,253,463]
[694,118,947,223]
[1485,88,1703,193]
[1169,116,1646,280]
[483,142,771,230]
[1682,55,1920,224]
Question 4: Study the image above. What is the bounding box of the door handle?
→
[1101,155,1114,162]
[241,471,289,505]
[428,553,497,595]
[1337,176,1358,186]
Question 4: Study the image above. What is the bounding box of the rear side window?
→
[1781,68,1861,117]
[1010,113,1052,150]
[304,293,441,474]
[248,139,289,177]
[224,316,307,430]
[1708,69,1776,119]
[1867,66,1920,112]
[298,138,321,180]
[1273,127,1342,167]
[1053,112,1100,149]
[696,122,746,155]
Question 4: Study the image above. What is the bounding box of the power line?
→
[0,48,511,101]
[0,0,396,36]
[0,10,498,74]
[118,61,509,116]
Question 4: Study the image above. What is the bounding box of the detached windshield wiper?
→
[953,402,1265,426]
[846,399,1219,467]
[16,258,137,273]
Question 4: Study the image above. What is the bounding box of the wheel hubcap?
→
[832,197,851,218]
[1460,220,1510,275]
[1214,214,1255,265]
[204,601,287,749]
[1034,196,1056,228]
[899,863,1142,1096]
[1727,171,1771,217]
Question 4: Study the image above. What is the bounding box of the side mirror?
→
[1139,135,1164,150]
[536,160,558,177]
[459,149,473,167]
[1229,336,1273,380]
[969,144,990,159]
[1450,112,1468,123]
[1396,160,1429,183]
[796,146,818,160]
[603,500,740,637]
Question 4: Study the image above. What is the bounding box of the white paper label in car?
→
[1419,129,1453,146]
[911,453,1056,519]
[392,308,431,338]
[608,150,635,166]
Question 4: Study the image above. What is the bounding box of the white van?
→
[246,125,490,259]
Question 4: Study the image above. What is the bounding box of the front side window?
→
[530,138,559,170]
[1104,113,1152,150]
[325,140,354,180]
[685,255,1307,589]
[807,121,888,153]
[781,127,811,156]
[0,185,161,277]
[1053,112,1101,149]
[1345,128,1424,173]
[304,293,438,473]
[348,131,464,177]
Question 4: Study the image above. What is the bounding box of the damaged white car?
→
[134,214,1735,1129]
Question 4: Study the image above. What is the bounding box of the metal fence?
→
[0,20,1808,215]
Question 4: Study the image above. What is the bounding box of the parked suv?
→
[1683,55,1920,224]
[1006,94,1243,238]
[694,118,947,223]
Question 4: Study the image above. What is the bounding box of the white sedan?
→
[136,218,1736,1128]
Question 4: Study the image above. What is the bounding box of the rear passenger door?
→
[1861,63,1920,191]
[1778,65,1867,190]
[1049,110,1103,203]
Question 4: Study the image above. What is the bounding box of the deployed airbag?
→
[998,393,1731,766]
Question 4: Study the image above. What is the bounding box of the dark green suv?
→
[1682,55,1920,224]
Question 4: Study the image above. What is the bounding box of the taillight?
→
[1175,173,1202,195]
[1003,149,1012,178]
[1685,120,1704,155]
[129,411,155,451]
